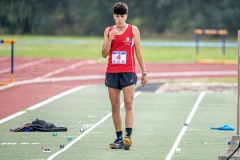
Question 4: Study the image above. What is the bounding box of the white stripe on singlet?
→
[131,36,135,72]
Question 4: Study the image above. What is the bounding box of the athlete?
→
[102,2,148,150]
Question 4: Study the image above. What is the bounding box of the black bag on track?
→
[10,119,67,132]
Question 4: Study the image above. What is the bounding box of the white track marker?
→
[0,85,88,124]
[20,142,29,145]
[47,91,142,160]
[165,92,206,160]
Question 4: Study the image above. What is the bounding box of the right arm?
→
[101,27,117,58]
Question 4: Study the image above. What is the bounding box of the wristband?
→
[142,72,147,75]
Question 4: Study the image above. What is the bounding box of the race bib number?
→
[112,51,127,64]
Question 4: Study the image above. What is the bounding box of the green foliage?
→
[0,0,239,37]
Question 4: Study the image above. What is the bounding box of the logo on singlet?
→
[124,37,132,45]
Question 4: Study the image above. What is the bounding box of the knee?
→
[124,99,133,111]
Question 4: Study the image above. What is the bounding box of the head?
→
[113,2,128,27]
[113,2,128,15]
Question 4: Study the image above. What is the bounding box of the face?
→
[113,14,128,27]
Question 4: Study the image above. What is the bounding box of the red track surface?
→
[0,57,237,120]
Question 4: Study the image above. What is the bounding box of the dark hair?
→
[113,2,128,15]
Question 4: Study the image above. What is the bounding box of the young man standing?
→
[102,2,148,150]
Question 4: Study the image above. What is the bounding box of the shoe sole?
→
[123,138,132,150]
[109,143,124,149]
[109,144,117,149]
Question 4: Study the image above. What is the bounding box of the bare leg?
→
[123,85,135,128]
[108,87,122,132]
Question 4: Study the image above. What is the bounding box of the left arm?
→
[132,25,148,86]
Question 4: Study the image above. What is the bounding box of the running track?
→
[0,57,237,120]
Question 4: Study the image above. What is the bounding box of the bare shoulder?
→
[132,24,137,28]
[132,25,139,31]
[103,27,110,36]
[132,25,140,35]
[104,27,110,33]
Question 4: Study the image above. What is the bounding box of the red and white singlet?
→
[106,24,135,73]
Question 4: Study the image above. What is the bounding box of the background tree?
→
[0,0,239,37]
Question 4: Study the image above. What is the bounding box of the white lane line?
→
[28,85,87,110]
[36,60,96,79]
[148,71,236,78]
[0,70,235,91]
[47,91,142,160]
[165,92,206,160]
[0,111,26,124]
[0,60,96,91]
[0,85,88,124]
[1,142,39,145]
[0,75,103,91]
[0,58,50,74]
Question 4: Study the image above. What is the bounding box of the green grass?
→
[1,35,103,60]
[196,47,237,61]
[0,35,237,62]
[15,43,102,59]
[142,46,195,62]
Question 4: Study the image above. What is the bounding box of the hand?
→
[109,27,118,40]
[141,75,148,87]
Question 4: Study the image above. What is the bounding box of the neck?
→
[116,23,127,31]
